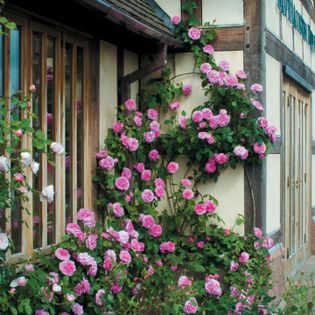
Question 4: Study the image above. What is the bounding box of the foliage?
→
[278,275,315,315]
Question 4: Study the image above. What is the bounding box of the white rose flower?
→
[0,232,9,250]
[0,156,9,173]
[31,161,40,175]
[50,142,64,155]
[40,185,55,203]
[21,152,31,167]
[52,283,62,292]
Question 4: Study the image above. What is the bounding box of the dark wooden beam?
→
[243,0,264,234]
[212,26,244,51]
[265,30,315,89]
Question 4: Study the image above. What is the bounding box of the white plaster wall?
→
[266,54,281,131]
[294,30,303,59]
[282,17,293,50]
[154,0,181,18]
[124,50,139,101]
[266,154,281,234]
[266,0,280,37]
[170,51,245,234]
[312,91,315,141]
[202,0,243,25]
[99,41,118,146]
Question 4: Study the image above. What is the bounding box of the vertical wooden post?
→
[181,0,202,24]
[243,0,265,233]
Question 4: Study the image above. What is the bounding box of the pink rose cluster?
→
[121,134,139,152]
[253,142,267,159]
[139,214,163,238]
[77,252,98,277]
[233,146,249,160]
[194,199,217,215]
[178,275,192,288]
[191,108,231,129]
[204,153,228,174]
[257,117,277,143]
[77,208,96,228]
[188,27,201,40]
[99,155,118,171]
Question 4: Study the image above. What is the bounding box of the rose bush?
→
[1,2,277,314]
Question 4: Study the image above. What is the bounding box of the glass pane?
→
[10,27,21,253]
[32,32,42,249]
[47,37,55,245]
[76,47,84,210]
[65,43,73,224]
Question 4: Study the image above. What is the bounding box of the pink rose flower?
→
[171,15,181,25]
[251,83,263,93]
[13,173,24,183]
[86,233,98,250]
[188,27,201,40]
[66,223,82,237]
[160,241,176,253]
[149,224,163,237]
[224,229,230,236]
[139,214,155,228]
[263,236,274,249]
[197,241,204,248]
[99,156,116,171]
[203,44,214,55]
[77,208,96,227]
[205,200,217,213]
[191,111,203,123]
[141,170,152,181]
[205,279,222,296]
[202,108,213,120]
[154,178,165,187]
[205,161,217,173]
[155,185,165,198]
[134,115,142,127]
[167,162,179,174]
[71,303,84,315]
[121,167,132,179]
[59,260,76,276]
[252,99,264,111]
[183,298,198,314]
[215,153,229,165]
[194,203,206,215]
[237,83,245,90]
[141,189,155,203]
[257,117,268,129]
[74,279,90,296]
[50,142,64,154]
[219,60,230,71]
[200,62,211,74]
[144,131,156,143]
[148,149,160,161]
[124,99,136,111]
[182,84,192,96]
[150,121,160,133]
[147,108,158,120]
[182,189,194,200]
[113,122,124,133]
[239,251,250,264]
[111,283,122,293]
[169,102,180,111]
[112,202,124,217]
[178,276,192,288]
[218,109,230,127]
[181,178,191,186]
[35,311,49,315]
[96,149,107,159]
[156,260,163,267]
[118,230,129,244]
[233,146,249,160]
[95,289,105,306]
[236,69,248,79]
[253,142,266,155]
[179,116,187,129]
[55,248,70,261]
[115,176,130,191]
[224,75,238,87]
[134,162,145,173]
[230,261,239,272]
[119,250,132,265]
[254,227,263,238]
[25,263,34,272]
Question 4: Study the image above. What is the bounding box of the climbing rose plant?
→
[1,3,277,315]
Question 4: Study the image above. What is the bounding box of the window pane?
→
[47,37,55,245]
[76,47,84,210]
[10,27,21,253]
[65,43,73,224]
[32,32,42,249]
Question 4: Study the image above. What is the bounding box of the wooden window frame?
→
[2,14,92,262]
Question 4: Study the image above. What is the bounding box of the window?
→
[1,15,90,260]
